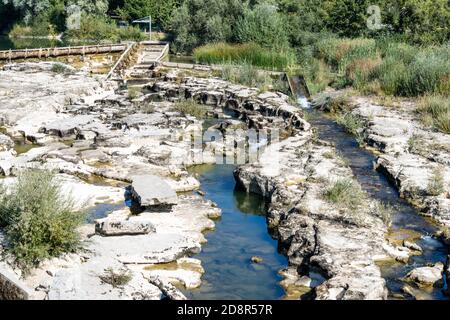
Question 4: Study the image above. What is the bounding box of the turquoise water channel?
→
[185,164,288,300]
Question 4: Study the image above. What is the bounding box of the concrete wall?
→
[0,267,32,300]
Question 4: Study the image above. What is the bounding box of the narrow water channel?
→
[185,164,288,300]
[306,110,449,300]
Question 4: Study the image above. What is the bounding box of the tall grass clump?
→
[194,42,296,71]
[315,38,378,74]
[324,179,365,211]
[371,45,450,97]
[172,99,207,119]
[427,167,445,196]
[417,95,450,134]
[0,170,86,271]
[220,63,273,89]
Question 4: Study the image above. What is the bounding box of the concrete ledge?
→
[0,267,33,300]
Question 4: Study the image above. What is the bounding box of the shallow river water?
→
[185,164,287,300]
[307,110,448,300]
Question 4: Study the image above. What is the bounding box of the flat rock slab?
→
[96,219,156,237]
[131,174,178,207]
[0,134,14,151]
[404,263,444,287]
[88,233,201,264]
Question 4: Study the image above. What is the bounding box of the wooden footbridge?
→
[0,41,170,82]
[0,43,128,61]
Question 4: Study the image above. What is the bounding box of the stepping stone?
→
[130,175,178,207]
[95,219,155,237]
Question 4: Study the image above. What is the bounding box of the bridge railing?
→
[0,43,128,61]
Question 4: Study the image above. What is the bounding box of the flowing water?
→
[184,164,288,300]
[306,109,449,300]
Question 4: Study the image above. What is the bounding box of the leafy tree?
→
[380,0,450,45]
[0,2,20,32]
[323,0,373,37]
[2,0,51,22]
[170,0,248,53]
[236,2,289,49]
[116,0,181,30]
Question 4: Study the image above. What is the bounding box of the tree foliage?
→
[170,0,247,53]
[236,2,289,50]
[116,0,181,30]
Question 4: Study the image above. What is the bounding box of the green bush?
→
[9,14,57,38]
[51,63,74,75]
[65,14,145,42]
[194,42,295,71]
[220,63,273,90]
[324,179,365,210]
[236,3,289,50]
[0,170,86,270]
[172,99,207,119]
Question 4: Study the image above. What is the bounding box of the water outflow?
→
[298,97,448,300]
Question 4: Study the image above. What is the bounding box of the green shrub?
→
[300,57,333,95]
[0,170,85,270]
[128,87,141,100]
[336,112,366,145]
[371,56,409,96]
[65,14,145,42]
[99,268,132,288]
[372,45,450,97]
[417,95,450,134]
[9,15,56,38]
[312,92,351,113]
[194,42,295,71]
[51,63,73,75]
[172,99,207,119]
[236,3,289,50]
[324,179,365,210]
[220,63,273,90]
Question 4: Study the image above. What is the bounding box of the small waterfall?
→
[285,74,311,109]
[297,94,311,109]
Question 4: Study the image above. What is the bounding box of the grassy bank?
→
[301,36,450,97]
[194,42,295,71]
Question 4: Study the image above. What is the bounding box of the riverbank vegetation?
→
[1,0,449,100]
[0,170,85,271]
[194,43,295,71]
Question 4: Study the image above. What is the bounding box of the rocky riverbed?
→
[0,61,447,300]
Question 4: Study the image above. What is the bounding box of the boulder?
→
[95,219,156,236]
[403,240,423,253]
[0,134,14,152]
[130,175,178,207]
[404,262,444,287]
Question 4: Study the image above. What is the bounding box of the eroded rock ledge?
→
[0,62,431,300]
[234,132,401,300]
[337,96,450,228]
